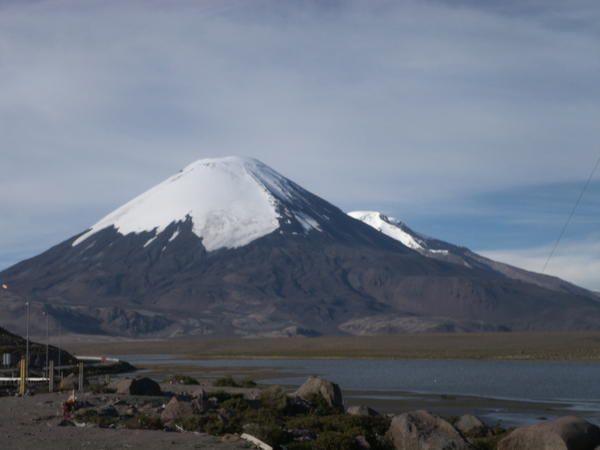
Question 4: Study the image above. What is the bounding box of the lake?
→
[123,356,600,426]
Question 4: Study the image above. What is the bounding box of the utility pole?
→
[45,312,49,378]
[25,301,30,389]
[57,323,62,378]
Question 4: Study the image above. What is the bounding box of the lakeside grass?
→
[63,332,600,361]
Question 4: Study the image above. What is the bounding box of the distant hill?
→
[0,326,74,369]
[348,211,597,299]
[3,156,600,337]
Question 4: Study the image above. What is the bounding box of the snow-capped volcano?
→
[74,156,324,252]
[3,157,600,338]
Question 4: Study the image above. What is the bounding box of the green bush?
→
[469,430,510,450]
[203,413,232,435]
[240,378,257,388]
[285,443,314,450]
[304,393,340,416]
[285,413,392,450]
[75,409,119,428]
[163,374,200,385]
[260,386,288,413]
[286,415,325,431]
[221,396,250,413]
[313,431,360,450]
[134,412,163,430]
[174,415,204,431]
[212,376,257,388]
[245,422,290,448]
[211,390,239,403]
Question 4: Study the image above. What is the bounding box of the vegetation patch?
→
[156,386,393,450]
[163,374,200,385]
[212,376,257,388]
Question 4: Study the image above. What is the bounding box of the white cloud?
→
[0,0,599,268]
[480,238,600,291]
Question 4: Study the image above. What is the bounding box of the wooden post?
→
[78,362,84,392]
[48,360,54,393]
[18,358,26,395]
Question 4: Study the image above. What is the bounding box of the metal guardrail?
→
[74,355,120,363]
[0,377,49,385]
[0,355,122,390]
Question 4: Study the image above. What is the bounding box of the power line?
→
[542,154,600,274]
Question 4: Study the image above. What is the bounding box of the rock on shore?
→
[161,397,194,425]
[498,416,600,450]
[386,410,470,450]
[113,377,162,396]
[293,375,343,410]
[347,405,380,417]
[455,414,489,437]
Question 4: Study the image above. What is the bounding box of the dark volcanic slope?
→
[348,211,597,299]
[4,221,600,337]
[2,157,600,337]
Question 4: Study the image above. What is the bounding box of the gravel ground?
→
[0,392,250,450]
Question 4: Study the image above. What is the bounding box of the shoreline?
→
[120,356,600,428]
[1,355,598,449]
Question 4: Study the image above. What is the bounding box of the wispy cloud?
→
[1,0,599,271]
[481,238,600,291]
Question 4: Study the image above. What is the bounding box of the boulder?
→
[294,376,343,409]
[455,414,487,436]
[115,377,162,396]
[98,404,119,418]
[498,416,600,450]
[386,410,470,450]
[347,405,380,417]
[160,397,194,424]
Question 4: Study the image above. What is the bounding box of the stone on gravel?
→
[124,406,137,416]
[386,410,470,450]
[57,419,75,427]
[115,377,162,396]
[347,405,380,417]
[98,404,119,417]
[294,376,343,409]
[498,416,600,450]
[455,414,487,436]
[221,434,242,443]
[160,397,194,424]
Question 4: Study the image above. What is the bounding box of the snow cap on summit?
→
[73,156,323,251]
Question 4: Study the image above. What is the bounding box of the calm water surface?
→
[123,356,600,425]
[125,356,600,404]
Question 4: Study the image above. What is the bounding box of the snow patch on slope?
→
[348,211,448,255]
[348,211,425,250]
[73,156,322,252]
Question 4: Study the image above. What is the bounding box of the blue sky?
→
[1,0,599,289]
